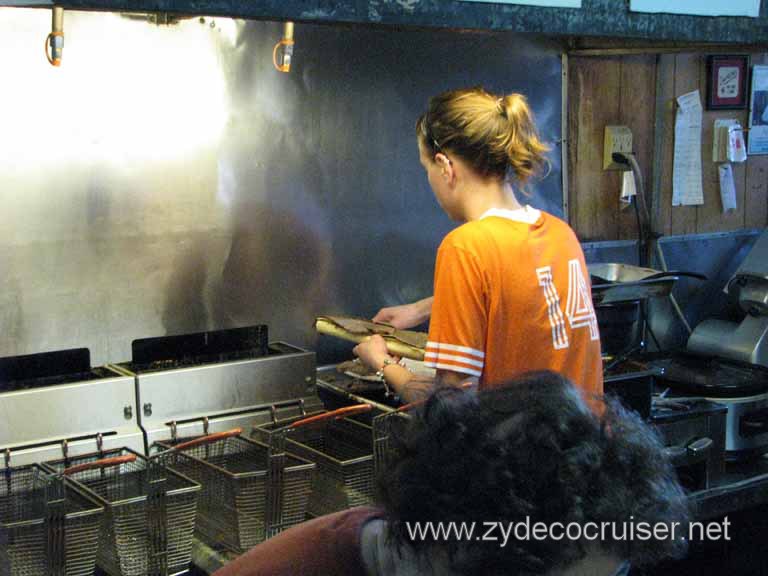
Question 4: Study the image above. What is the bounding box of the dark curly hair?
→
[376,371,690,575]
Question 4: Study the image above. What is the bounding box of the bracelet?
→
[375,357,398,381]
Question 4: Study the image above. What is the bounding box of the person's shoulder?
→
[537,209,567,227]
[440,220,494,249]
[538,210,580,242]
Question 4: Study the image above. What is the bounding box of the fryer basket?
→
[252,404,374,517]
[155,430,315,553]
[0,463,103,576]
[42,448,200,576]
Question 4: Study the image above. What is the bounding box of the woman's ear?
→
[435,153,454,181]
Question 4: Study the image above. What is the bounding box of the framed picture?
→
[706,55,749,110]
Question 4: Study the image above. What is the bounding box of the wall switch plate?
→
[603,125,633,170]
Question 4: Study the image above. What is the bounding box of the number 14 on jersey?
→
[536,260,599,350]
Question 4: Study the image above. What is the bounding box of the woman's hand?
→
[353,335,392,371]
[372,297,434,329]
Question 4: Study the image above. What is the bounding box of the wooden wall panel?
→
[746,158,768,227]
[746,54,768,229]
[669,53,700,236]
[618,55,657,240]
[568,57,622,241]
[568,51,768,241]
[656,55,676,236]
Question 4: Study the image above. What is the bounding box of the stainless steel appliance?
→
[318,361,727,492]
[108,328,324,452]
[316,367,400,418]
[0,328,338,574]
[650,397,727,491]
[688,228,768,367]
[603,360,658,418]
[0,348,144,468]
[589,262,707,358]
[652,354,768,460]
[590,263,682,305]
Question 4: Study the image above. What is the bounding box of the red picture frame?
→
[706,55,749,110]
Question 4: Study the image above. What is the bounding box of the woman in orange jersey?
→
[354,87,602,403]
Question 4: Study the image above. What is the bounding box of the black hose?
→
[632,194,643,267]
[625,153,652,235]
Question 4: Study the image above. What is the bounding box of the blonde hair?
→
[417,87,550,188]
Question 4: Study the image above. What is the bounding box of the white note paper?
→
[728,124,747,163]
[620,170,636,206]
[672,90,704,206]
[718,164,738,213]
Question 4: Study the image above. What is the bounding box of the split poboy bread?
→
[314,315,426,361]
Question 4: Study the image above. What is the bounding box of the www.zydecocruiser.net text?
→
[405,517,731,548]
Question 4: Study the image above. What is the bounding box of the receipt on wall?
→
[672,90,704,206]
[718,163,738,213]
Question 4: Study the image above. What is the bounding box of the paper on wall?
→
[748,66,768,156]
[728,124,747,163]
[672,90,704,206]
[620,170,636,206]
[713,119,747,163]
[718,163,738,213]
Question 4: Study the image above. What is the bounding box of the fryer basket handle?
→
[290,404,372,428]
[171,428,243,452]
[63,454,137,476]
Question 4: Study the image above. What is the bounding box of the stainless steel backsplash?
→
[0,9,564,364]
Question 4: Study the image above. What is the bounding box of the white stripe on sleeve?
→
[427,362,482,378]
[425,341,485,359]
[423,351,484,368]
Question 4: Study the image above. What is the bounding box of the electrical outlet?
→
[603,125,633,170]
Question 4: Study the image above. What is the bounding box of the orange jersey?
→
[425,207,603,399]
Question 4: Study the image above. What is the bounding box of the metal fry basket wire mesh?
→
[42,448,200,576]
[372,409,412,478]
[154,428,316,554]
[0,463,103,576]
[252,404,375,518]
[372,383,475,478]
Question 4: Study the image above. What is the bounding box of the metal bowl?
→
[589,263,695,304]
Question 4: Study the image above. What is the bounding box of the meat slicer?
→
[687,229,768,367]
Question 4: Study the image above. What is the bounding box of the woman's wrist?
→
[374,355,397,379]
[415,297,434,323]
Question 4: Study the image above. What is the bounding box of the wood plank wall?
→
[568,52,768,241]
